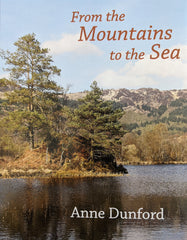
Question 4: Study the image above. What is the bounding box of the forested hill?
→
[68,88,187,134]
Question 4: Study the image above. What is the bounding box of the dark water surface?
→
[0,165,186,240]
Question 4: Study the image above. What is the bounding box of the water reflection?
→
[0,165,186,240]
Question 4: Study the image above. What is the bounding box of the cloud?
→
[183,79,187,88]
[95,45,187,89]
[0,73,9,79]
[42,33,102,56]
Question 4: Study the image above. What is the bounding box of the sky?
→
[0,0,187,92]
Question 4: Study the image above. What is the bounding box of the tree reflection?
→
[0,177,186,240]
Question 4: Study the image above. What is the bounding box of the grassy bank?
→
[1,146,186,179]
[0,168,123,179]
[0,148,124,179]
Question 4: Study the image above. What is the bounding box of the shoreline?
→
[0,168,123,179]
[119,161,187,165]
[0,163,186,179]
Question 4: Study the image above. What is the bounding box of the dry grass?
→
[53,169,122,178]
[0,168,122,179]
[0,148,122,179]
[0,169,9,177]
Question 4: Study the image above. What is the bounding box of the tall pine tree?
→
[74,81,124,162]
[0,33,63,149]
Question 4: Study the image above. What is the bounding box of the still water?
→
[0,165,186,240]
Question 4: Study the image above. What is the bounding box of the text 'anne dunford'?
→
[70,206,164,220]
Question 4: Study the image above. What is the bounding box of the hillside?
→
[68,88,187,134]
[68,88,187,110]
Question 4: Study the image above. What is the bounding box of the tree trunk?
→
[46,147,49,164]
[90,138,94,161]
[60,150,64,166]
[29,127,34,149]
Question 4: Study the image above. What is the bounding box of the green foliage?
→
[158,105,167,116]
[122,98,186,133]
[142,104,151,112]
[122,123,139,131]
[1,33,64,149]
[169,106,187,118]
[0,78,9,87]
[74,81,124,161]
[146,104,167,117]
[0,117,28,158]
[65,99,80,109]
[170,98,187,107]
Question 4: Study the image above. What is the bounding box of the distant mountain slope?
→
[1,86,186,109]
[68,88,187,133]
[68,88,187,110]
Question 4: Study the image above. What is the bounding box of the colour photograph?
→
[0,0,186,239]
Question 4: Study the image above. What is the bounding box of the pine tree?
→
[74,81,124,162]
[0,33,63,149]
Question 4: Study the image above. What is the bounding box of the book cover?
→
[0,0,186,239]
